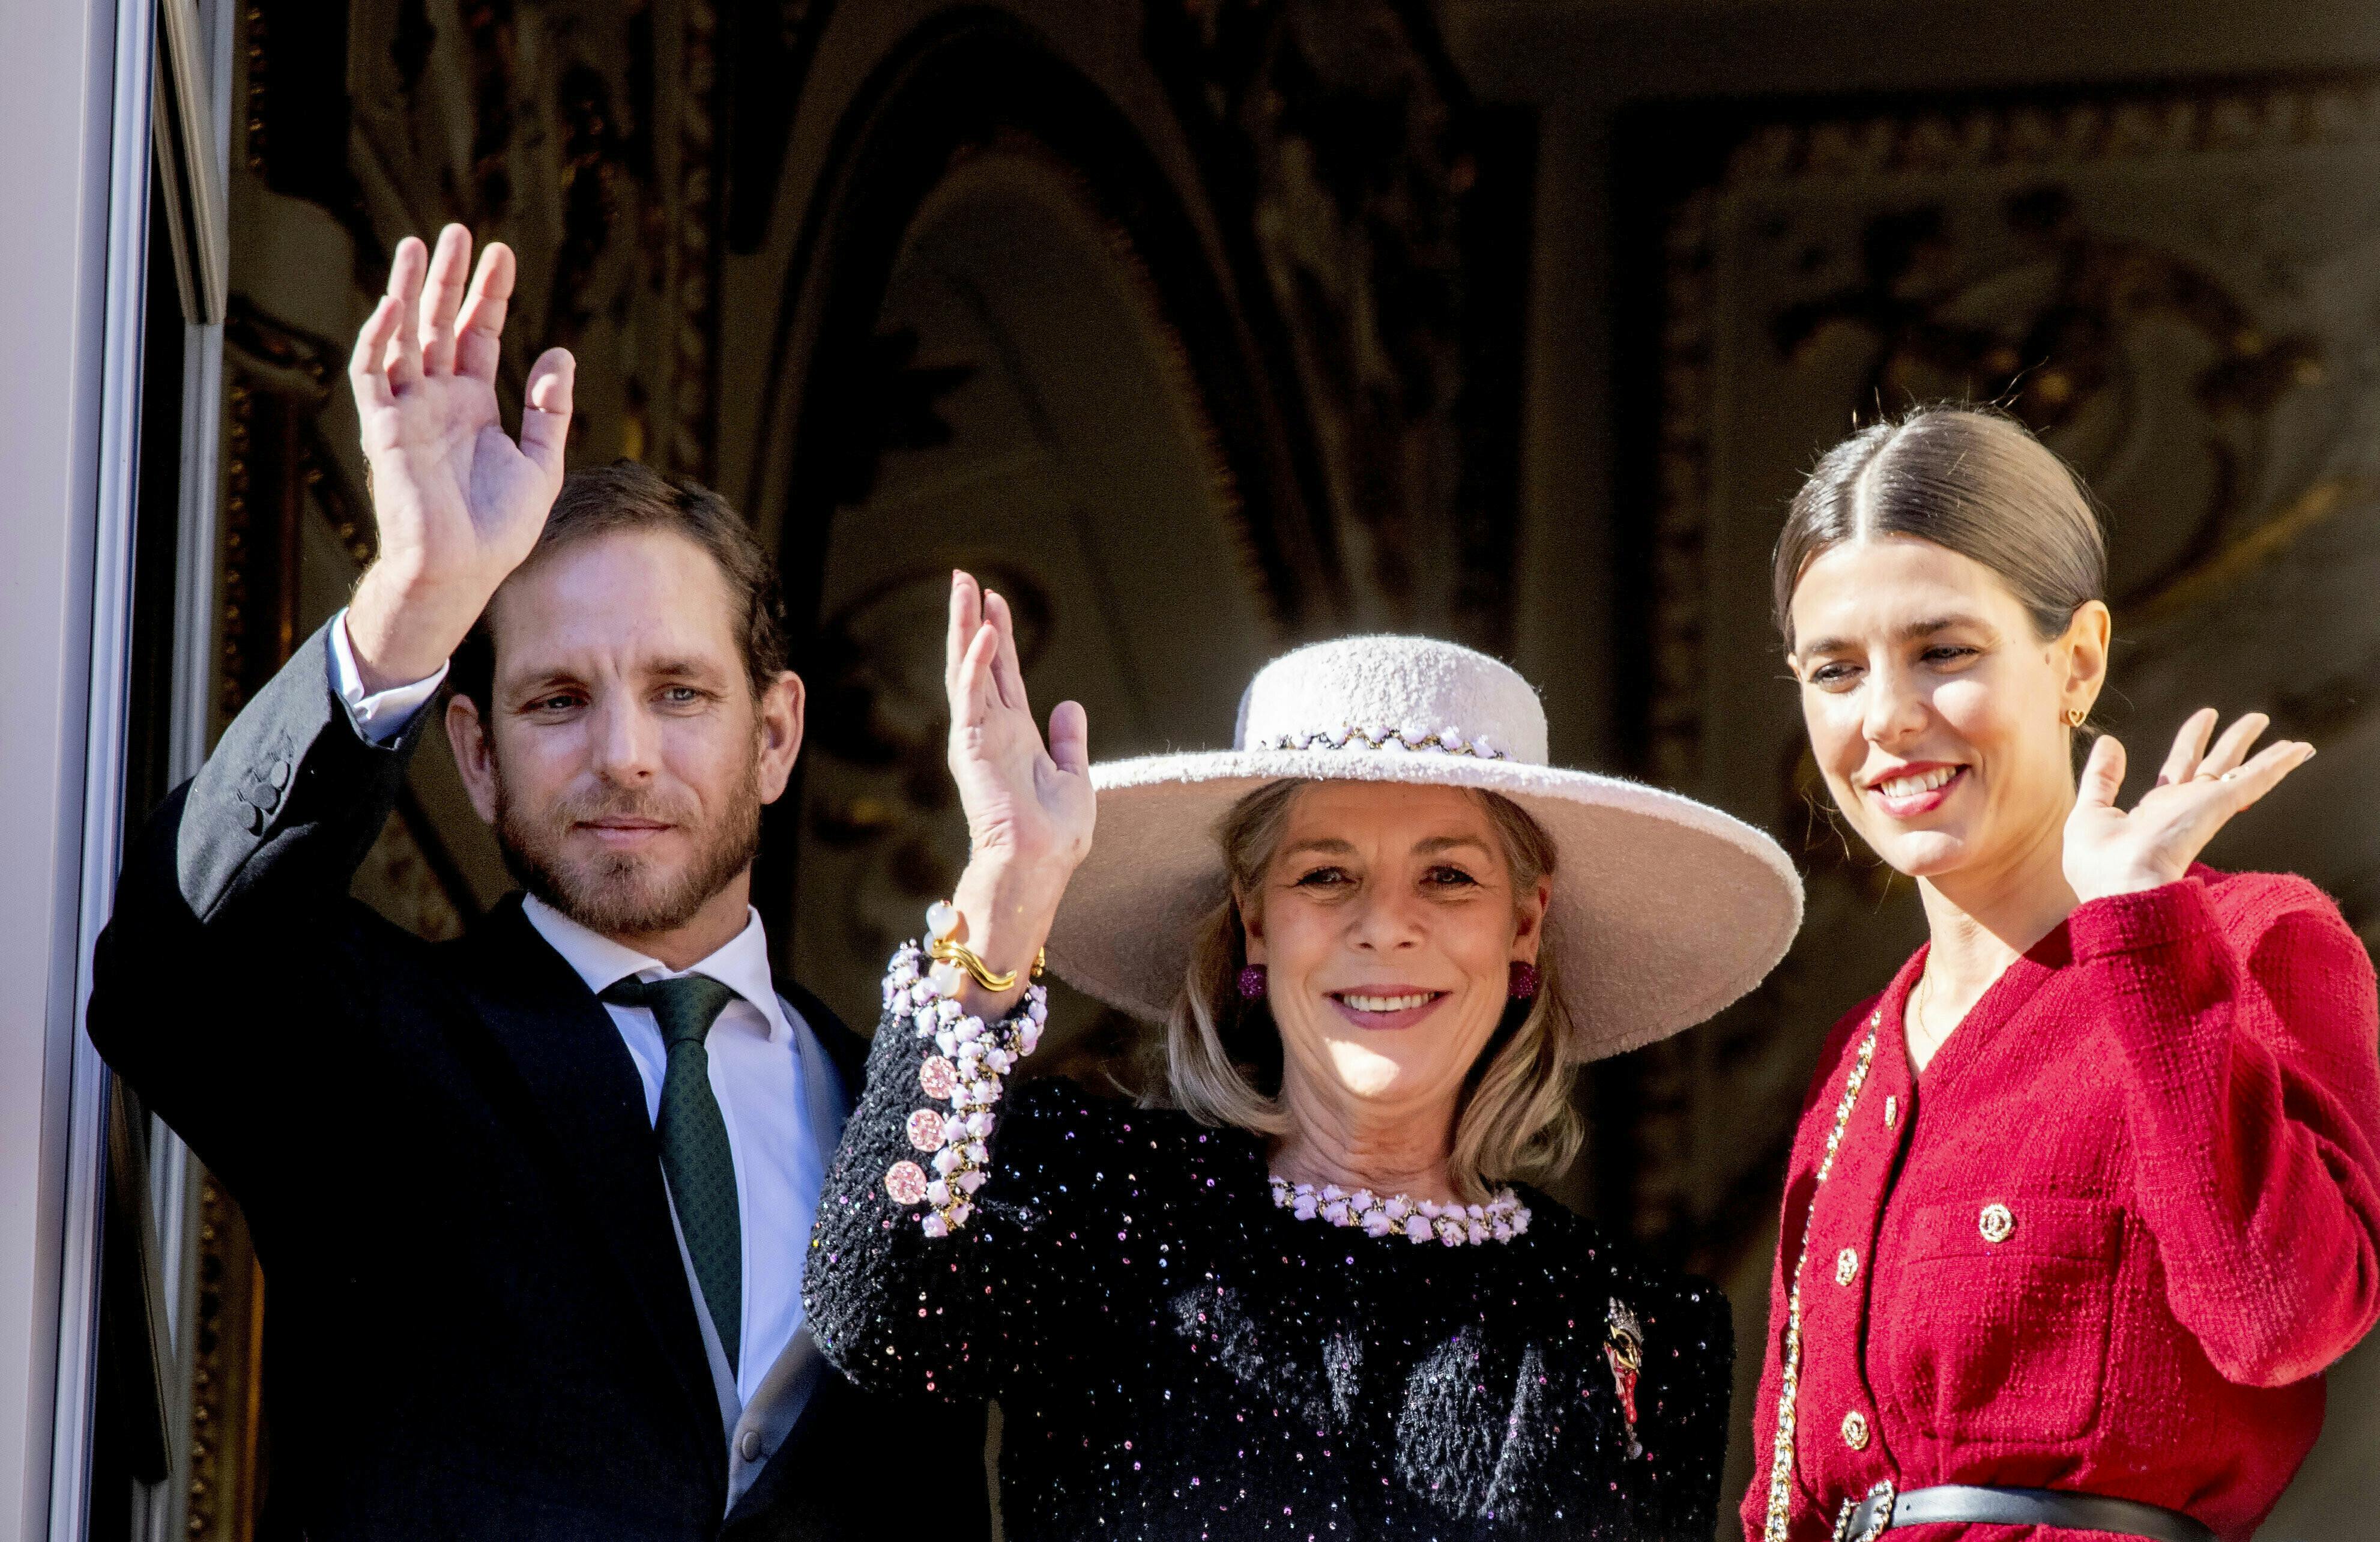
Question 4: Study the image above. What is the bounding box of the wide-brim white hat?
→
[1044,635,1804,1062]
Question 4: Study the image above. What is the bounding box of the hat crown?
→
[1233,636,1548,766]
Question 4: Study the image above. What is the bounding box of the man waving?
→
[89,226,985,1541]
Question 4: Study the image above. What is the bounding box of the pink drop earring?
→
[1508,961,1541,1000]
[1237,965,1268,1000]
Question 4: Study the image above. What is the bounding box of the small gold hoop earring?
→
[2065,706,2088,728]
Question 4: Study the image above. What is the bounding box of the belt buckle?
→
[1832,1481,1897,1542]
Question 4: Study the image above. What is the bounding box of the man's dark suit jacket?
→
[87,622,989,1542]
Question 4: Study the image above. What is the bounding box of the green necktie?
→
[601,972,743,1374]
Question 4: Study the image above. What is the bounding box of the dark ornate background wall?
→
[188,1,2380,1538]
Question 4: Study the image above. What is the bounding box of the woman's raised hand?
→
[2065,709,2315,903]
[946,572,1094,870]
[937,572,1093,1007]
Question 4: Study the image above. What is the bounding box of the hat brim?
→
[1044,748,1805,1061]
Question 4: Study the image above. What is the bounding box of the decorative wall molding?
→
[1145,0,1535,649]
[183,1176,264,1542]
[743,30,1288,1026]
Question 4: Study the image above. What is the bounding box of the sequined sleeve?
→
[1623,1276,1733,1541]
[803,942,1056,1402]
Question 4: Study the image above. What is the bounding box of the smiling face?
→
[1788,534,2106,886]
[1242,782,1550,1129]
[447,527,803,952]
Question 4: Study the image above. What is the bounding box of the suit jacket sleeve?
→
[2070,870,2380,1386]
[86,618,435,1191]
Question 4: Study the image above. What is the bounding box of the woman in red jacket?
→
[1745,405,2380,1542]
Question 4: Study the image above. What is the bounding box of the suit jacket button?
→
[268,760,291,788]
[1840,1409,1870,1451]
[1979,1202,2015,1244]
[738,1429,762,1462]
[244,805,265,835]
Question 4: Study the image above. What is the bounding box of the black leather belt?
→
[1836,1484,2217,1542]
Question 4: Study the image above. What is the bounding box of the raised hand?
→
[2065,709,2315,903]
[938,572,1093,1009]
[946,572,1095,871]
[344,225,576,691]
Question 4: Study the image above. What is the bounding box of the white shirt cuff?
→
[327,606,450,745]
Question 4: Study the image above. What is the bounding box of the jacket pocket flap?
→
[1907,1196,2118,1262]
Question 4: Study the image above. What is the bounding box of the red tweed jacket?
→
[1741,868,2380,1542]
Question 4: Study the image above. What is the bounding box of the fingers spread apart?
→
[946,571,983,694]
[418,223,474,376]
[983,590,1027,710]
[517,347,576,480]
[454,241,518,384]
[2195,712,2271,781]
[953,618,1003,726]
[1047,700,1091,777]
[2155,707,2219,787]
[380,235,429,389]
[349,292,403,411]
[2220,737,2315,809]
[2077,733,2127,809]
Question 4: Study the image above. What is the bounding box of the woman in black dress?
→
[804,573,1805,1539]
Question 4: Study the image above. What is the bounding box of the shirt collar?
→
[521,893,790,1045]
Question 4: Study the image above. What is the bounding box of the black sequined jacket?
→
[803,954,1734,1540]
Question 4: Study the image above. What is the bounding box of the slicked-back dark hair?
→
[1772,404,2107,649]
[449,460,789,718]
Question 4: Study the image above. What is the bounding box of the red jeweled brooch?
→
[1606,1297,1645,1458]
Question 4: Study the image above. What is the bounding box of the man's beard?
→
[493,753,764,938]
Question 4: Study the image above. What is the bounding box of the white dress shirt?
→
[326,608,824,1406]
[519,896,823,1406]
[327,609,449,742]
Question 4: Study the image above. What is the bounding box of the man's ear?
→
[756,669,805,805]
[447,694,501,826]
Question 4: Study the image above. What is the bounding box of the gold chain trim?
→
[1763,1014,1882,1541]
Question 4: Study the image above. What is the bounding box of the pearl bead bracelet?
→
[878,940,1048,1237]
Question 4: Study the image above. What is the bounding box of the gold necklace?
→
[1761,1013,1880,1540]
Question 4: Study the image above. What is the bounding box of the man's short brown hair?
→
[449,461,790,717]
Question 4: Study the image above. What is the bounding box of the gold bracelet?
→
[923,901,1047,993]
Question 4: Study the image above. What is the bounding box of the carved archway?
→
[745,16,1317,1042]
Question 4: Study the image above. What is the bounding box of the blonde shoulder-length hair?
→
[1162,779,1584,1203]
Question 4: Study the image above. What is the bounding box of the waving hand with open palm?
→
[343,224,575,690]
[2065,709,2316,903]
[935,570,1095,1014]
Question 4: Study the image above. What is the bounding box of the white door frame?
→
[0,0,214,1534]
